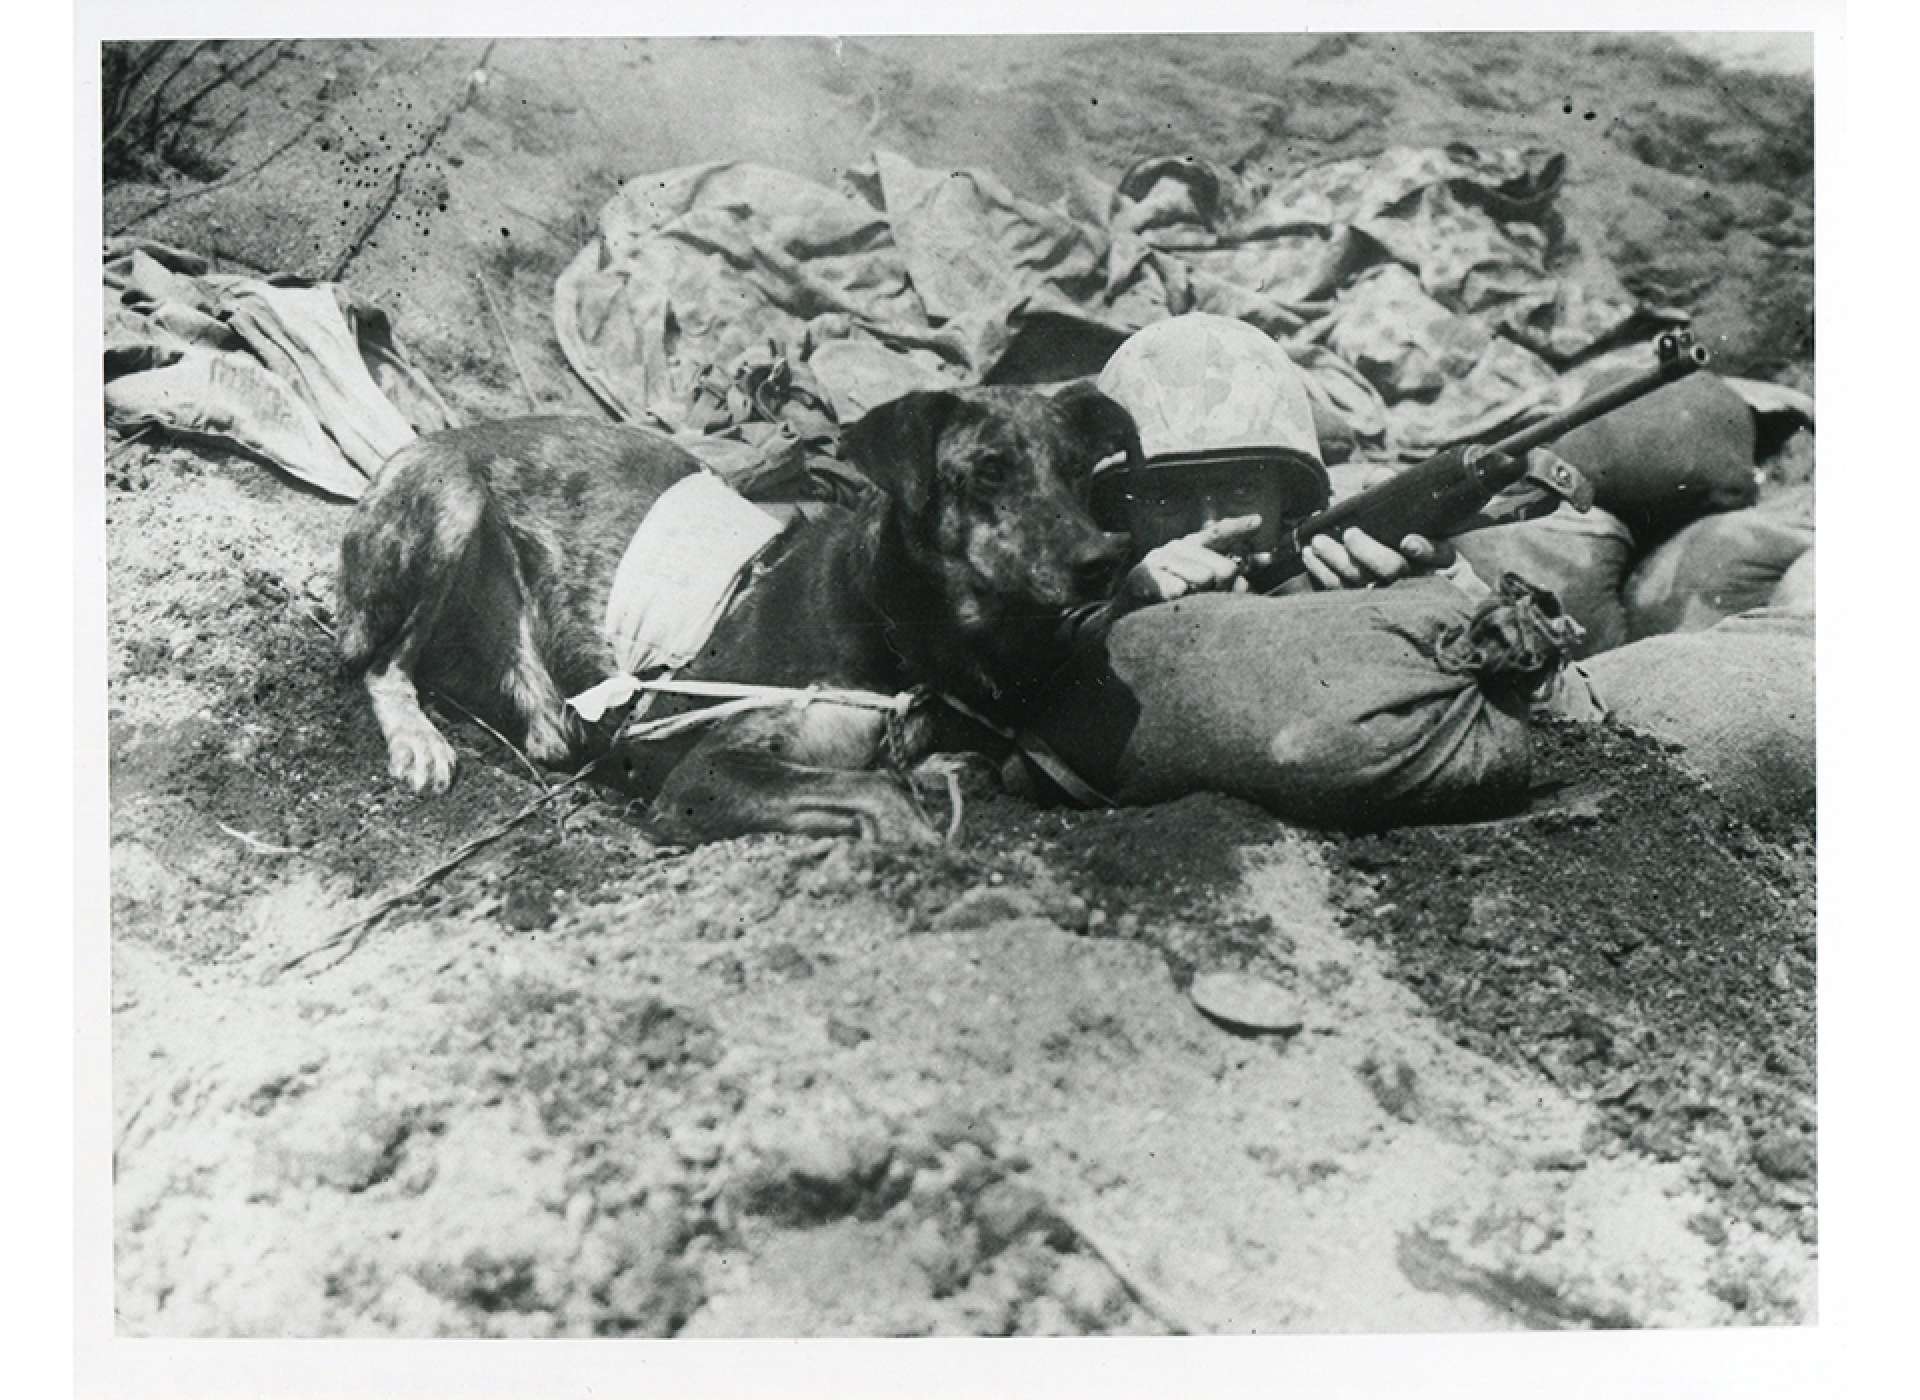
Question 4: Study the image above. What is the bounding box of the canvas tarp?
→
[554,144,1684,463]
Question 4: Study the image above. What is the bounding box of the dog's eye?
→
[970,454,1017,490]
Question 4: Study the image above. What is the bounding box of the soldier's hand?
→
[1126,515,1267,604]
[1301,529,1455,591]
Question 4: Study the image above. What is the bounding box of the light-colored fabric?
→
[103,239,456,499]
[220,283,423,477]
[1772,547,1815,613]
[555,145,1682,463]
[564,473,787,725]
[604,472,785,677]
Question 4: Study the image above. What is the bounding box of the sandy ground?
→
[101,35,1815,1336]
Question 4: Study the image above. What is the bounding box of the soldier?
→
[1090,314,1481,622]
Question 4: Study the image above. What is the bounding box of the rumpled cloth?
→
[104,239,457,499]
[666,342,874,504]
[555,144,1681,465]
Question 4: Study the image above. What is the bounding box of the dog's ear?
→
[840,391,961,510]
[1052,380,1143,477]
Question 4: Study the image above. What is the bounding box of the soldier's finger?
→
[1399,534,1457,570]
[1308,533,1367,586]
[1125,563,1179,600]
[1153,554,1226,589]
[1302,546,1342,590]
[1161,543,1243,584]
[1189,514,1264,548]
[1341,528,1409,581]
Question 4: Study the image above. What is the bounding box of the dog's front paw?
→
[389,725,457,795]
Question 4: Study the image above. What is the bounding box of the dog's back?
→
[338,417,702,682]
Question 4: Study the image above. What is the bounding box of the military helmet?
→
[1090,314,1330,556]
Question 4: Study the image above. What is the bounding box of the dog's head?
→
[842,383,1138,691]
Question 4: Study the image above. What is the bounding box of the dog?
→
[334,385,1139,843]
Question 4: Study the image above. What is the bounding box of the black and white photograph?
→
[77,1,1845,1376]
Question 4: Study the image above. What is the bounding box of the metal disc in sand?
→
[1188,971,1305,1035]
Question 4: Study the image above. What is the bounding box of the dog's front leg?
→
[648,711,943,846]
[365,658,458,794]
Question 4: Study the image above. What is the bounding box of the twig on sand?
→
[106,425,153,463]
[110,48,405,236]
[433,692,550,793]
[943,768,964,843]
[217,822,303,857]
[160,40,291,158]
[431,691,576,838]
[269,762,600,980]
[104,44,174,136]
[295,604,338,643]
[499,201,583,246]
[476,273,541,411]
[1053,1206,1201,1336]
[103,40,217,153]
[113,1086,161,1177]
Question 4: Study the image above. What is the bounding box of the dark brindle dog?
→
[335,386,1137,843]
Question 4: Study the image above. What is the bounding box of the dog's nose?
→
[1072,531,1130,597]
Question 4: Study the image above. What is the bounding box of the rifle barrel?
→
[1491,333,1710,459]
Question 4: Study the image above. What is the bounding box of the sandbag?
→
[1622,487,1814,640]
[1021,578,1581,825]
[1772,546,1815,613]
[1308,394,1358,466]
[1551,370,1758,535]
[1450,502,1637,657]
[1582,610,1814,828]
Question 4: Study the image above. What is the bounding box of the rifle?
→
[1254,329,1711,590]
